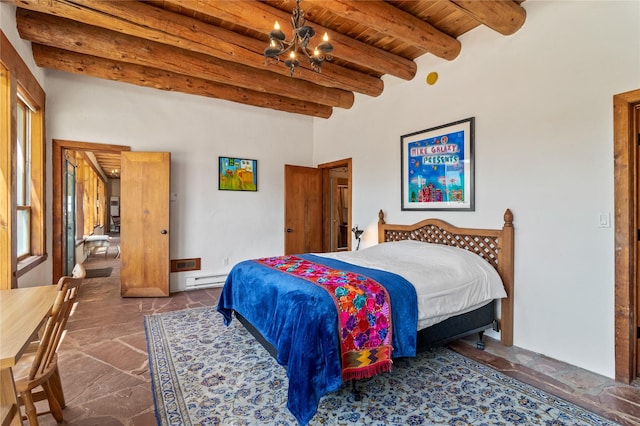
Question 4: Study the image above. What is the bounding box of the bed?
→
[217,209,514,425]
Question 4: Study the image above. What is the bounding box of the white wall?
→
[313,0,640,378]
[45,72,315,292]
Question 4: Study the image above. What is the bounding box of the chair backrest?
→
[29,274,83,380]
[55,263,85,291]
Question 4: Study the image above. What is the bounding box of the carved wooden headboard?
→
[378,209,515,346]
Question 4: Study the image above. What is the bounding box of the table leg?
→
[1,368,23,425]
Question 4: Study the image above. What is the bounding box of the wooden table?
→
[1,286,59,426]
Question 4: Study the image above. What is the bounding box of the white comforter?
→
[316,240,507,330]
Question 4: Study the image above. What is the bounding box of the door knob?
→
[286,228,293,233]
[160,229,167,234]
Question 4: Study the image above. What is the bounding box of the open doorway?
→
[52,139,130,281]
[319,158,352,253]
[328,167,349,252]
[284,158,352,255]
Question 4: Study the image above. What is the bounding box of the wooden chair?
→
[111,215,120,233]
[70,262,86,280]
[12,269,84,425]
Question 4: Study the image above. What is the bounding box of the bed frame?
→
[238,209,515,352]
[238,209,514,351]
[235,209,514,403]
[377,208,514,347]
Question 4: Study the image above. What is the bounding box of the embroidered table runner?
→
[256,255,393,380]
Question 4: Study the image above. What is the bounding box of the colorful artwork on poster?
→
[401,118,474,211]
[219,157,257,191]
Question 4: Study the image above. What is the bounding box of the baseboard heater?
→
[184,273,228,290]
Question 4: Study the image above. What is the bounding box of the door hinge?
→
[637,326,640,339]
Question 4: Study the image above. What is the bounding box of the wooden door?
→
[284,165,323,255]
[120,152,170,297]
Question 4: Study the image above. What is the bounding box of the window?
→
[16,95,33,260]
[1,31,46,289]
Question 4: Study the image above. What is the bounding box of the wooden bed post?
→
[498,209,514,346]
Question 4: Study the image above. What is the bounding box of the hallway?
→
[33,238,640,425]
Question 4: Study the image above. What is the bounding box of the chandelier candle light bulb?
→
[285,51,299,70]
[318,33,332,53]
[270,21,285,41]
[264,0,334,76]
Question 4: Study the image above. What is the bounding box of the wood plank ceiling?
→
[92,151,122,179]
[9,0,526,120]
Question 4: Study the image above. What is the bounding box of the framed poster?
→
[401,117,474,211]
[219,157,257,191]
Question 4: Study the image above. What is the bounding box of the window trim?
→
[1,31,46,289]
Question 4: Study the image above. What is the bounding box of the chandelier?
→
[264,0,334,77]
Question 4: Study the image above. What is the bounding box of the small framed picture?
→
[218,157,257,192]
[401,117,474,211]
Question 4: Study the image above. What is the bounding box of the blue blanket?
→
[217,254,418,425]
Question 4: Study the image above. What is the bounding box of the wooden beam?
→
[32,44,333,118]
[163,0,417,81]
[451,0,526,36]
[16,9,354,109]
[304,0,461,61]
[10,0,383,96]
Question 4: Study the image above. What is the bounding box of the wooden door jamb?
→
[613,88,640,383]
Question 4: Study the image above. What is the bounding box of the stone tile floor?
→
[453,339,640,426]
[29,238,640,425]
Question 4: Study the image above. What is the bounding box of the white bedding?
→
[316,240,507,330]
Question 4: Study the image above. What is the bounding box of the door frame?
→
[63,155,77,276]
[613,88,640,383]
[318,158,352,252]
[52,139,130,282]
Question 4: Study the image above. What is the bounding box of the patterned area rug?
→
[144,307,619,425]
